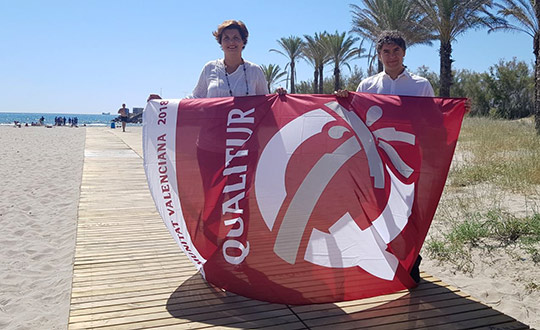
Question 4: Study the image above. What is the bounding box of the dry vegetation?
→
[420,116,540,327]
[425,116,540,273]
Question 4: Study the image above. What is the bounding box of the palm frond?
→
[489,0,538,38]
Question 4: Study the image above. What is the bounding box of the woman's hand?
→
[147,94,162,102]
[334,90,349,98]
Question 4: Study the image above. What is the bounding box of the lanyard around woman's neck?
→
[223,59,249,96]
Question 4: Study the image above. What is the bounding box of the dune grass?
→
[449,117,540,192]
[425,116,540,276]
[427,211,540,271]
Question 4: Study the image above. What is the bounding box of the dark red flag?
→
[143,93,466,304]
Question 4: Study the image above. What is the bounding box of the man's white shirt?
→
[357,70,435,97]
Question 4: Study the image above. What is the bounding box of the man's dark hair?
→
[376,30,406,52]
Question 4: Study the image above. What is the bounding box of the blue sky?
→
[0,0,535,114]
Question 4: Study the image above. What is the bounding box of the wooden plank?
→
[70,293,252,317]
[409,314,531,330]
[69,298,273,323]
[69,305,295,329]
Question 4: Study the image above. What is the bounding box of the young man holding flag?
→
[336,30,435,283]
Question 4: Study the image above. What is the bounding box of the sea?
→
[0,112,122,127]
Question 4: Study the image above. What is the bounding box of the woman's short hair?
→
[213,20,249,46]
[376,30,406,52]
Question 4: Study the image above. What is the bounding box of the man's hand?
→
[465,99,471,113]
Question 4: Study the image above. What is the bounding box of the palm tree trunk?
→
[318,64,324,94]
[313,68,319,94]
[334,65,340,91]
[439,40,453,97]
[290,62,296,94]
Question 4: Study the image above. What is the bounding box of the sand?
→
[1,124,538,329]
[0,125,85,330]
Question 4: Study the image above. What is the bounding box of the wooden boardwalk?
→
[68,127,530,330]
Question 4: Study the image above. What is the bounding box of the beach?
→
[1,125,538,329]
[0,125,85,330]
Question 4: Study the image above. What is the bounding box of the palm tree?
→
[415,0,500,97]
[261,64,287,92]
[350,0,434,72]
[489,0,540,134]
[303,32,330,94]
[270,36,304,94]
[322,31,360,91]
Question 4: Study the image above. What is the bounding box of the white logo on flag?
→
[255,101,416,281]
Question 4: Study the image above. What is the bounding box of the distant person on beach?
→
[336,30,434,284]
[147,19,285,102]
[118,103,128,132]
